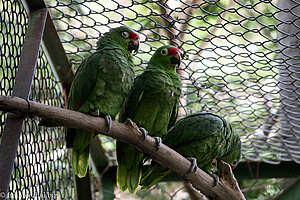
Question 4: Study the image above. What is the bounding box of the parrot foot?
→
[209,173,219,187]
[90,109,100,116]
[104,115,112,132]
[90,109,112,132]
[139,127,148,140]
[187,157,198,173]
[154,137,162,151]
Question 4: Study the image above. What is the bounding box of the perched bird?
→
[66,26,140,178]
[116,45,182,193]
[140,112,242,189]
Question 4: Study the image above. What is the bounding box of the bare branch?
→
[184,181,207,200]
[0,95,245,200]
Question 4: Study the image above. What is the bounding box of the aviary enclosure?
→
[0,0,300,199]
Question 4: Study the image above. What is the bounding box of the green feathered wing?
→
[67,53,101,178]
[140,112,242,189]
[116,77,145,193]
[66,26,137,178]
[116,45,182,194]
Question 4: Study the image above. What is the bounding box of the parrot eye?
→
[122,32,129,38]
[161,48,168,56]
[231,160,237,166]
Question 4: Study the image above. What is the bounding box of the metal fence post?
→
[0,8,48,200]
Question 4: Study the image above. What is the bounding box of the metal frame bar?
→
[0,8,48,200]
[87,161,300,188]
[162,161,300,182]
[42,13,74,101]
[0,0,93,199]
[0,0,77,198]
[22,0,74,100]
[234,161,300,180]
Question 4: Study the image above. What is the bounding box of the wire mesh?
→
[1,0,74,199]
[45,0,300,165]
[1,0,300,199]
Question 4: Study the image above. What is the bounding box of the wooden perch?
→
[0,95,245,200]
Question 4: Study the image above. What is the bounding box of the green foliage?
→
[242,178,283,200]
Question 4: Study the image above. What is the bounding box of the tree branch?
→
[184,181,207,200]
[0,95,245,200]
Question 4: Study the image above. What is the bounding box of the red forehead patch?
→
[168,47,180,55]
[129,31,140,39]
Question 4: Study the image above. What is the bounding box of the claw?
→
[187,157,197,174]
[209,173,219,187]
[139,127,148,140]
[90,109,100,116]
[104,115,112,132]
[154,137,162,151]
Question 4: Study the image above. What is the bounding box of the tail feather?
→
[141,164,171,190]
[71,130,94,178]
[117,161,128,191]
[72,146,90,178]
[127,169,142,194]
[116,142,143,194]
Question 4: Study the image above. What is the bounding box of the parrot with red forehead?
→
[116,45,182,193]
[140,112,242,189]
[66,26,140,178]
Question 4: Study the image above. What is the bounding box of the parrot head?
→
[149,45,181,71]
[97,26,140,53]
[220,132,242,170]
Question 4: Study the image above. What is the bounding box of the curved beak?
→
[128,38,140,54]
[170,51,181,65]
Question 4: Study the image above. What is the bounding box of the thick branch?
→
[0,95,245,200]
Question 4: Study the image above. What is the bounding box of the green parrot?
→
[140,112,242,189]
[116,45,182,193]
[66,26,140,178]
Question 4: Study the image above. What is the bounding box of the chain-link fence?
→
[1,0,300,199]
[1,0,74,199]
